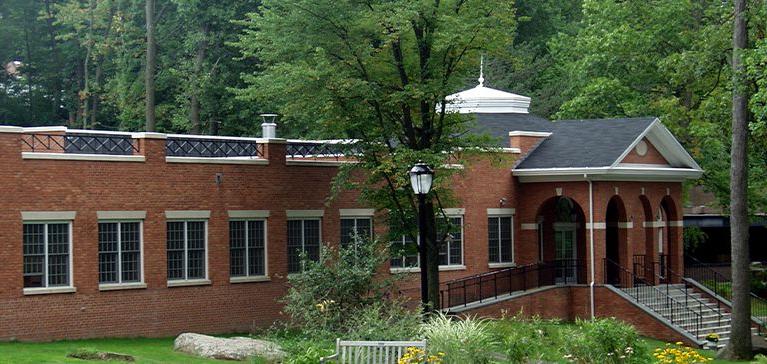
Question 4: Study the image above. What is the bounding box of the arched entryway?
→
[635,195,655,283]
[659,195,679,279]
[605,196,628,285]
[535,196,587,284]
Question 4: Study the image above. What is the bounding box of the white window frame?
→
[22,220,76,295]
[98,220,146,291]
[287,217,322,274]
[440,214,465,268]
[166,219,210,287]
[339,215,374,245]
[389,235,420,273]
[488,213,515,268]
[229,218,270,283]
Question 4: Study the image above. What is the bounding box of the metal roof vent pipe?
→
[260,113,278,139]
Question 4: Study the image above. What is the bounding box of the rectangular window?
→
[488,216,513,264]
[340,217,372,246]
[230,220,266,277]
[98,221,142,284]
[23,222,71,288]
[167,221,207,281]
[438,216,463,266]
[390,235,419,269]
[287,219,321,273]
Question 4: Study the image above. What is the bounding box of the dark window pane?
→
[340,218,355,246]
[23,224,45,288]
[248,221,265,276]
[167,222,186,280]
[287,220,302,273]
[229,221,246,277]
[47,224,69,286]
[488,217,499,263]
[500,217,512,262]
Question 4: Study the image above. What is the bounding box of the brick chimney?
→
[508,131,551,158]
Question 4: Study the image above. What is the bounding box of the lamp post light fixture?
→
[409,162,434,311]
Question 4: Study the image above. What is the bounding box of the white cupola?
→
[443,58,531,114]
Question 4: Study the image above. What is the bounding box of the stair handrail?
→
[685,256,767,332]
[604,258,702,338]
[663,266,726,328]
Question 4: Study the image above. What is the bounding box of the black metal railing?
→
[440,260,585,309]
[22,133,139,155]
[685,256,767,331]
[662,265,726,331]
[604,258,703,338]
[286,141,356,160]
[165,137,263,158]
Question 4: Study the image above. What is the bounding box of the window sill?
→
[167,279,211,287]
[488,262,516,269]
[390,265,467,274]
[166,156,268,165]
[23,286,77,295]
[230,276,270,284]
[99,282,147,291]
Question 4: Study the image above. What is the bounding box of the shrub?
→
[494,314,566,363]
[281,237,420,339]
[419,313,499,364]
[565,318,649,364]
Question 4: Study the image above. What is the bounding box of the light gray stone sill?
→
[22,152,145,163]
[99,282,147,291]
[390,265,467,274]
[166,156,268,165]
[230,276,270,284]
[23,286,77,295]
[488,262,516,269]
[167,279,211,288]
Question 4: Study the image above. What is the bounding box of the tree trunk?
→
[44,0,62,120]
[145,0,157,132]
[190,24,208,134]
[720,0,752,359]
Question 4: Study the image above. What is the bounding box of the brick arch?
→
[535,196,588,284]
[660,195,681,276]
[605,195,628,285]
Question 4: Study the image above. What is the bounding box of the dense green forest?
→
[0,0,766,209]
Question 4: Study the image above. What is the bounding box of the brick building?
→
[0,79,744,346]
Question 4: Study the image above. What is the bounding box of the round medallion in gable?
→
[635,140,648,156]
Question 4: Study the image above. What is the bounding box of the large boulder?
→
[173,333,287,361]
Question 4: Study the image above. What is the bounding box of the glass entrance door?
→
[554,226,577,283]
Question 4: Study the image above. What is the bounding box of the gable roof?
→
[515,117,657,169]
[470,113,703,181]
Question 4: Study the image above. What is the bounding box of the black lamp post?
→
[409,162,434,310]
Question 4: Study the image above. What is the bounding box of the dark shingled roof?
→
[471,114,657,169]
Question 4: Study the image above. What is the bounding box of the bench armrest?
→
[319,353,338,363]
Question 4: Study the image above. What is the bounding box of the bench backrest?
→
[334,339,427,364]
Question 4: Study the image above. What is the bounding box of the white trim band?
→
[22,211,76,221]
[22,152,145,163]
[442,208,465,216]
[339,209,375,217]
[669,220,684,227]
[586,222,606,230]
[228,210,270,219]
[618,222,634,229]
[99,282,147,291]
[166,156,268,165]
[97,211,146,220]
[286,210,324,218]
[521,223,538,230]
[230,276,270,283]
[285,160,354,167]
[167,279,212,287]
[165,210,211,219]
[643,221,667,228]
[487,208,516,216]
[23,286,77,295]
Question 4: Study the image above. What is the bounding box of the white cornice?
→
[513,166,703,183]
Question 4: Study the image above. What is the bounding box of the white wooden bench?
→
[319,339,427,363]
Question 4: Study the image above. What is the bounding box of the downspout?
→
[587,174,595,319]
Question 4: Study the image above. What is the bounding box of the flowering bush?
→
[653,342,712,364]
[397,347,444,364]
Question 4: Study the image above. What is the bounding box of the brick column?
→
[133,132,167,288]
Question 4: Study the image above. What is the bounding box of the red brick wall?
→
[461,286,697,345]
[0,129,687,341]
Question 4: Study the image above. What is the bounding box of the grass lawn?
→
[0,337,236,364]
